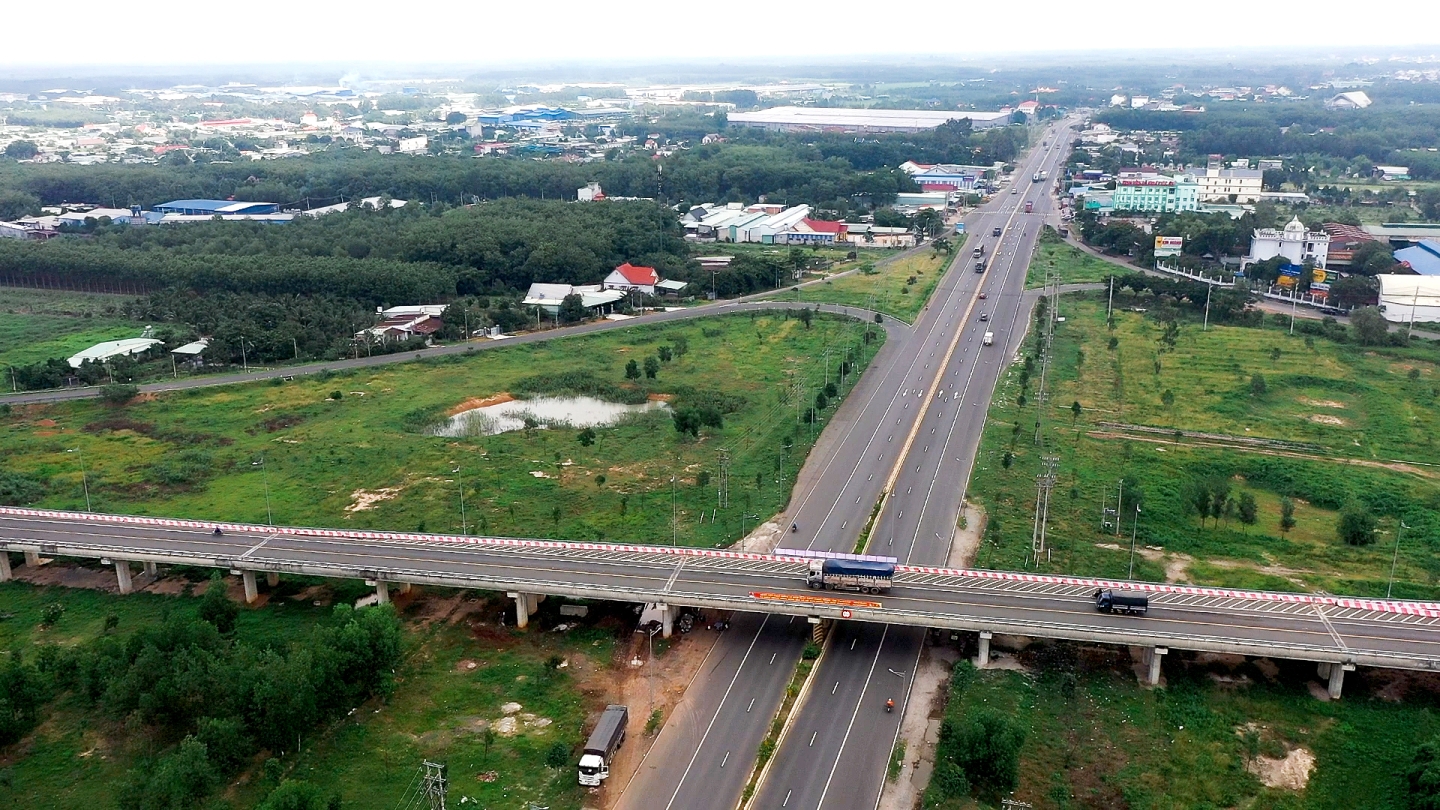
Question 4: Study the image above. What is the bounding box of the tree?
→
[257,780,342,810]
[1329,274,1378,309]
[1406,737,1440,810]
[1160,388,1175,409]
[557,293,587,325]
[1071,401,1082,424]
[943,709,1025,799]
[197,573,239,635]
[119,736,219,810]
[1249,374,1267,397]
[1237,491,1258,529]
[545,740,571,769]
[814,391,829,410]
[797,308,813,329]
[445,111,468,125]
[577,427,596,447]
[101,383,139,405]
[3,140,38,160]
[1420,188,1440,221]
[1279,497,1296,536]
[1338,500,1377,546]
[658,345,673,362]
[625,359,640,380]
[643,356,660,379]
[1350,306,1391,346]
[672,408,701,438]
[0,652,45,745]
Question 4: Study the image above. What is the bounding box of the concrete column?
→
[143,561,158,578]
[660,604,674,639]
[507,592,537,628]
[1316,662,1333,680]
[398,582,412,594]
[976,631,993,668]
[115,560,133,595]
[266,572,280,588]
[375,581,390,605]
[25,550,41,568]
[0,552,11,582]
[808,617,829,645]
[241,571,258,604]
[1147,647,1168,686]
[1328,664,1354,700]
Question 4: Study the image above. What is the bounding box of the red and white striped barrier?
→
[4,506,1438,618]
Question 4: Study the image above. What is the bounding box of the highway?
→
[750,118,1080,810]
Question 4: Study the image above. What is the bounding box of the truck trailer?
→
[1094,588,1149,615]
[806,558,894,594]
[578,705,628,786]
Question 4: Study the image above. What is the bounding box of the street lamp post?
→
[253,455,272,526]
[240,337,249,373]
[1127,505,1142,579]
[453,465,468,536]
[68,447,91,512]
[1388,520,1409,599]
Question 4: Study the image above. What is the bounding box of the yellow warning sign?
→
[749,591,881,609]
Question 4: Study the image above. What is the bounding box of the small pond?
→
[431,395,670,438]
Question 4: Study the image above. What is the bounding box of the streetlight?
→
[67,447,91,512]
[239,336,249,373]
[252,455,272,526]
[453,465,468,535]
[1127,504,1142,579]
[1388,520,1409,599]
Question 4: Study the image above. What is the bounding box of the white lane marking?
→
[814,625,891,809]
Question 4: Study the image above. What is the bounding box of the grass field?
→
[1025,227,1119,289]
[0,577,611,810]
[768,246,956,322]
[0,311,882,549]
[0,287,143,368]
[965,293,1440,597]
[925,651,1440,810]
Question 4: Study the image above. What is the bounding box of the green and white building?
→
[1111,172,1199,213]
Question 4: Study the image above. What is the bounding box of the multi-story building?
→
[1111,172,1199,213]
[1243,217,1331,270]
[1192,166,1263,203]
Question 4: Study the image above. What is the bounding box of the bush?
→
[99,383,139,405]
[197,573,239,634]
[0,652,45,745]
[545,740,571,769]
[257,779,341,810]
[1407,738,1440,810]
[1338,500,1377,546]
[0,469,46,506]
[39,603,64,627]
[941,709,1025,800]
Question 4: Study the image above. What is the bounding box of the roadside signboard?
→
[1153,236,1183,257]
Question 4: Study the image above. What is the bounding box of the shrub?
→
[40,603,64,627]
[100,383,139,405]
[1338,500,1377,546]
[545,740,571,769]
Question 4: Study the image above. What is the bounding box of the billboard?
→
[1154,236,1183,257]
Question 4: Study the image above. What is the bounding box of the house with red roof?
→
[603,262,661,295]
[778,218,848,245]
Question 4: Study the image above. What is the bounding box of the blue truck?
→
[806,558,895,594]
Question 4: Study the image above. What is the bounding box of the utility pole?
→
[718,448,730,510]
[68,447,91,512]
[240,336,249,373]
[1388,520,1409,599]
[1030,455,1059,566]
[453,465,468,535]
[253,454,272,526]
[1115,478,1124,539]
[1128,504,1142,579]
[671,474,678,547]
[1202,283,1212,332]
[420,760,448,810]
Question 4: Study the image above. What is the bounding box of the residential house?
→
[604,263,661,295]
[1325,91,1372,110]
[522,283,625,315]
[356,306,446,344]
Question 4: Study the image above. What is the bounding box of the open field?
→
[0,311,882,549]
[0,287,142,368]
[767,246,956,322]
[924,646,1440,810]
[1025,227,1117,289]
[966,293,1440,597]
[0,573,621,810]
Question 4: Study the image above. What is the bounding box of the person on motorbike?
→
[885,698,895,712]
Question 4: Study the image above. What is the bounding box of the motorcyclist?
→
[791,523,798,533]
[213,527,223,536]
[885,698,894,712]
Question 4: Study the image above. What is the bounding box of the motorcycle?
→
[791,523,798,533]
[885,698,894,713]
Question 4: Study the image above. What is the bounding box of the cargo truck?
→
[972,243,986,259]
[992,226,1002,237]
[1094,588,1149,615]
[1024,201,1034,213]
[982,331,994,346]
[577,705,628,786]
[974,260,986,273]
[1032,171,1042,182]
[806,558,894,594]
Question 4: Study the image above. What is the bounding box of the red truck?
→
[1024,200,1034,213]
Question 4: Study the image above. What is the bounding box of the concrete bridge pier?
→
[241,571,258,604]
[143,561,158,578]
[507,592,544,628]
[374,580,390,605]
[0,552,11,582]
[808,616,832,645]
[976,631,993,668]
[25,551,41,568]
[660,604,675,638]
[1146,647,1168,686]
[266,572,280,588]
[398,582,412,594]
[114,560,133,595]
[1318,662,1355,699]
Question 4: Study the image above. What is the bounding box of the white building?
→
[578,182,604,201]
[1193,167,1263,203]
[1243,217,1331,270]
[68,337,163,368]
[1378,275,1440,324]
[1326,91,1372,110]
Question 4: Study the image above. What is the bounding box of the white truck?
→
[578,704,628,786]
[982,332,994,346]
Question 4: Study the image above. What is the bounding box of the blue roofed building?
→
[153,199,280,216]
[1396,239,1440,276]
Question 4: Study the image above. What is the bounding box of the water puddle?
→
[431,395,669,437]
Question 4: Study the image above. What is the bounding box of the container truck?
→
[1094,588,1149,615]
[806,558,894,594]
[1032,171,1042,182]
[1024,201,1034,213]
[972,243,986,259]
[577,705,628,786]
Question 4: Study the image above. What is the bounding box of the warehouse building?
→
[727,107,1010,133]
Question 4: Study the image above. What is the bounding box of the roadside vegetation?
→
[0,311,882,549]
[1024,227,1116,289]
[0,288,143,369]
[924,646,1440,810]
[770,244,955,323]
[968,292,1440,597]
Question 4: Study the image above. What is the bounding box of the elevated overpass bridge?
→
[3,506,1438,696]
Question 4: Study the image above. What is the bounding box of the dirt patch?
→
[261,413,307,432]
[1300,398,1346,409]
[1307,414,1348,426]
[33,418,57,428]
[646,393,674,402]
[82,417,157,436]
[1092,543,1191,582]
[345,486,403,512]
[447,392,514,416]
[1249,747,1316,790]
[948,504,985,567]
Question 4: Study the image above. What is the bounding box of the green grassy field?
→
[925,653,1440,810]
[0,578,610,810]
[0,311,882,549]
[0,287,143,368]
[768,246,955,322]
[1025,227,1119,289]
[966,293,1440,597]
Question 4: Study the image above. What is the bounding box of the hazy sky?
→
[8,0,1439,67]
